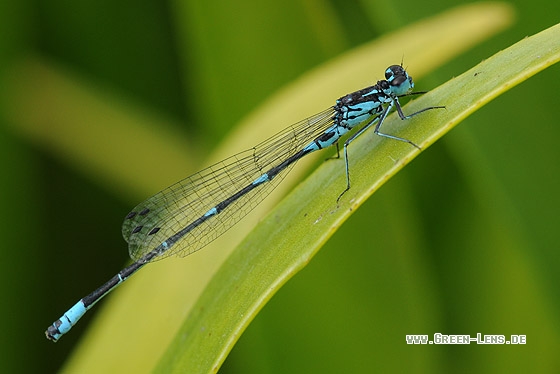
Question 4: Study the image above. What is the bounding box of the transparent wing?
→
[122,107,337,262]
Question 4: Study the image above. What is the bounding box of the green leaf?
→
[155,22,560,373]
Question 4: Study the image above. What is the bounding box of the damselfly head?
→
[385,65,414,96]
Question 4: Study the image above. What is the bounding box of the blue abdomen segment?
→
[45,258,149,342]
[45,301,87,342]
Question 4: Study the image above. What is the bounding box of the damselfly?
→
[46,64,442,342]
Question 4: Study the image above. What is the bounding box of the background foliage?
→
[0,0,558,373]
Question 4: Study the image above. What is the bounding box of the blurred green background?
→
[0,0,559,373]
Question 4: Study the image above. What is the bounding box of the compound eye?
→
[385,65,400,80]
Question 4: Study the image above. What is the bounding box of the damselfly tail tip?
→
[45,322,62,342]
